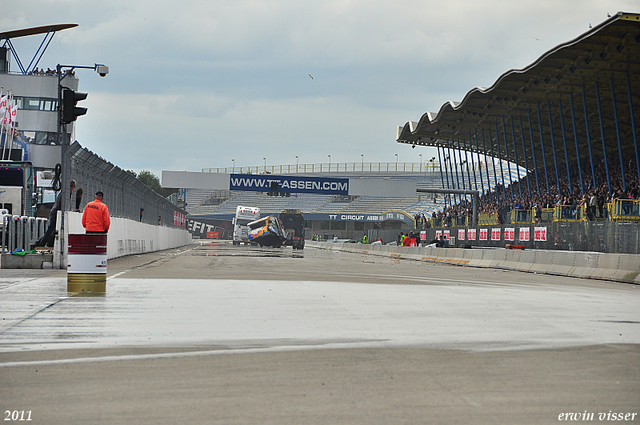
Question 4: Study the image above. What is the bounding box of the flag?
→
[0,95,7,116]
[9,103,17,125]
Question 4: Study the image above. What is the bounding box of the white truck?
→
[232,206,260,245]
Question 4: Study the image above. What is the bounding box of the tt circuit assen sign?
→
[229,174,348,195]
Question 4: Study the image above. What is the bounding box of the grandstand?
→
[184,160,526,240]
[185,14,640,250]
[389,12,640,254]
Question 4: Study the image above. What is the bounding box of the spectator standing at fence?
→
[74,188,83,212]
[35,179,76,247]
[82,191,110,234]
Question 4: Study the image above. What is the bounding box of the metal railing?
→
[609,199,640,222]
[1,215,48,253]
[203,161,446,175]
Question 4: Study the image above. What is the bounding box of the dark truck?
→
[279,209,306,250]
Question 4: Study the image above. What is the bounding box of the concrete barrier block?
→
[610,253,640,283]
[501,250,523,271]
[475,249,495,268]
[591,254,620,281]
[529,251,554,275]
[1,253,54,269]
[419,247,437,262]
[419,247,439,263]
[487,249,507,269]
[568,252,599,279]
[545,251,577,277]
[513,250,536,272]
[443,248,470,266]
[467,249,485,267]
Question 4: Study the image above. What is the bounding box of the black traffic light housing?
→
[61,88,88,124]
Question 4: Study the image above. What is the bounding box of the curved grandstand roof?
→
[397,12,640,176]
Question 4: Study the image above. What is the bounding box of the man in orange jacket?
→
[82,191,111,234]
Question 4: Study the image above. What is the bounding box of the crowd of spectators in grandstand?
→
[431,156,640,226]
[27,67,75,77]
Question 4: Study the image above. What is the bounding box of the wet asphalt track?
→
[1,241,639,424]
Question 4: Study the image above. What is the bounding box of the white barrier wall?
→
[54,212,192,267]
[308,241,640,285]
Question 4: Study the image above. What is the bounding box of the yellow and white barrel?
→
[67,234,107,294]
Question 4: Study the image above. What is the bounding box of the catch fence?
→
[66,142,186,227]
[369,221,640,254]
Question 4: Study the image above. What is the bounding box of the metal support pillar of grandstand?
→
[473,129,486,201]
[416,188,479,227]
[569,92,585,195]
[518,116,531,197]
[443,145,453,207]
[487,128,500,203]
[447,144,459,203]
[627,71,640,187]
[465,148,474,197]
[582,85,597,191]
[450,145,461,202]
[442,146,451,205]
[546,101,561,195]
[509,117,522,198]
[456,143,466,192]
[594,81,612,197]
[558,99,573,194]
[500,116,514,199]
[466,134,478,194]
[610,78,626,192]
[527,109,540,193]
[480,128,494,203]
[493,123,507,201]
[437,146,448,208]
[536,102,551,194]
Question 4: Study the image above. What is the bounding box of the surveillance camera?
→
[95,65,109,77]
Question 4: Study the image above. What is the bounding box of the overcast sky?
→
[2,1,636,176]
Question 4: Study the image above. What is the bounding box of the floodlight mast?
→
[55,63,108,268]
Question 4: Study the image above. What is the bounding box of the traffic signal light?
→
[61,88,88,124]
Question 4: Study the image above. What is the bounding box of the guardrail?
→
[1,215,48,253]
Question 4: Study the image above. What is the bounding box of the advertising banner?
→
[467,228,477,240]
[504,228,515,241]
[188,218,232,239]
[534,227,547,242]
[230,174,349,195]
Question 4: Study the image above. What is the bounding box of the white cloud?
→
[3,0,638,175]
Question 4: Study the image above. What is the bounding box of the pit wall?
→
[53,211,192,268]
[308,241,640,285]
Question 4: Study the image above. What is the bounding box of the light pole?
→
[295,155,299,172]
[328,154,331,172]
[231,159,235,171]
[361,154,364,170]
[56,62,108,269]
[419,153,422,172]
